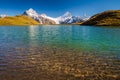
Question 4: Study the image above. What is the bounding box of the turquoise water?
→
[0,25,120,55]
[0,25,120,80]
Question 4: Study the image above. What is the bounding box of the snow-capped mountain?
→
[0,15,7,18]
[56,12,72,24]
[56,12,84,24]
[22,8,88,24]
[23,8,56,24]
[23,8,42,23]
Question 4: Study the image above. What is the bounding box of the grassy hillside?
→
[82,10,120,26]
[0,15,39,26]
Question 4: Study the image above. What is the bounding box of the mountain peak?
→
[63,11,72,17]
[23,8,42,23]
[23,8,39,17]
[27,8,34,12]
[25,8,38,15]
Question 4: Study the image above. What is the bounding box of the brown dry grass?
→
[82,10,120,26]
[0,15,39,26]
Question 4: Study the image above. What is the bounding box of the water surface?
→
[0,25,120,80]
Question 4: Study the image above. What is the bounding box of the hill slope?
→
[0,15,39,26]
[82,10,120,26]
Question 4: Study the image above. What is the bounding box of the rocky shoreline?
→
[0,47,119,80]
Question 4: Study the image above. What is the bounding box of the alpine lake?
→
[0,25,120,80]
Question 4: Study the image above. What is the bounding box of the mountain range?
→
[0,8,89,25]
[23,8,88,24]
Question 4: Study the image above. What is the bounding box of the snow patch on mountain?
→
[56,12,72,23]
[39,14,59,24]
[56,12,84,24]
[23,8,42,23]
[0,15,7,18]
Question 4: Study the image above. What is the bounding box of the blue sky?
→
[0,0,120,17]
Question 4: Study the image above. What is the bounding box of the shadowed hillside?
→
[82,10,120,26]
[0,15,39,26]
